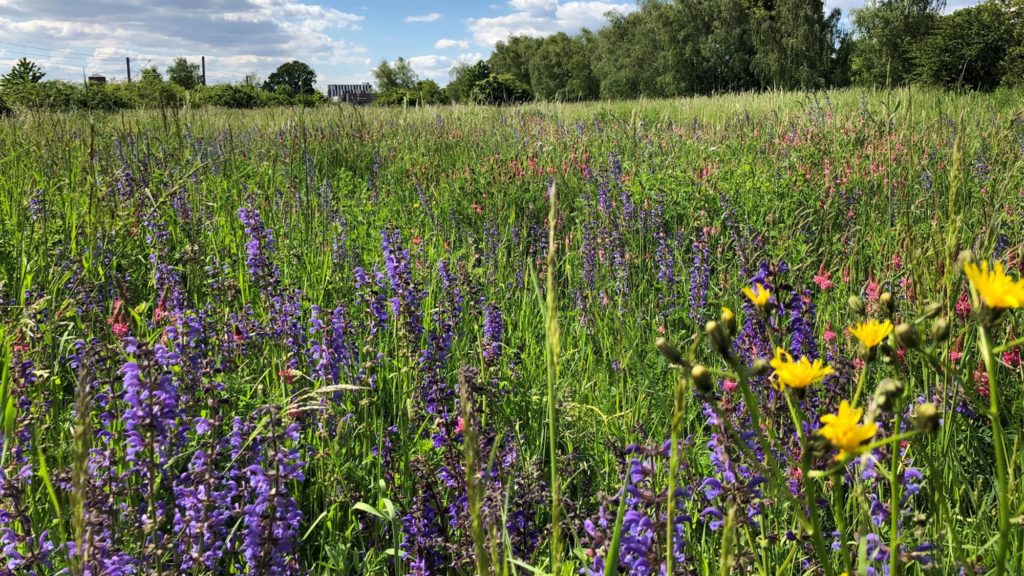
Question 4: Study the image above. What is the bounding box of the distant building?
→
[328,83,374,105]
[88,74,107,85]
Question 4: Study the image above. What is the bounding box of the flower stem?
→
[852,361,869,406]
[889,411,902,576]
[978,324,1010,576]
[666,368,688,576]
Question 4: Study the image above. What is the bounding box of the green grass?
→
[0,87,1023,575]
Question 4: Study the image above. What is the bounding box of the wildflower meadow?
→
[1,88,1023,575]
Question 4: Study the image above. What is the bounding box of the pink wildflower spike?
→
[955,291,972,319]
[813,271,834,291]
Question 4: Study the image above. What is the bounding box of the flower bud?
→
[705,320,731,358]
[848,295,866,316]
[880,292,895,317]
[805,433,831,462]
[752,358,771,376]
[930,317,950,342]
[895,323,920,349]
[873,378,904,410]
[691,364,713,396]
[923,302,942,319]
[956,249,974,270]
[720,307,738,339]
[656,337,686,367]
[911,402,941,434]
[858,342,877,362]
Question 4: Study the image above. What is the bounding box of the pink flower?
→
[722,379,738,393]
[975,368,990,398]
[865,277,880,302]
[813,272,834,291]
[891,253,903,269]
[949,350,962,363]
[1003,347,1021,369]
[110,322,129,337]
[955,292,972,320]
[823,329,838,343]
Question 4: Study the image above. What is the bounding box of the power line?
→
[0,39,97,59]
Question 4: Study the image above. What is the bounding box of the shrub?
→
[194,84,262,109]
[469,73,532,105]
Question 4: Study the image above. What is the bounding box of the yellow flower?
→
[964,260,1024,309]
[742,283,771,307]
[819,401,879,459]
[769,348,835,390]
[849,319,893,349]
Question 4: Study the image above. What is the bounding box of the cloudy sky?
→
[0,0,982,87]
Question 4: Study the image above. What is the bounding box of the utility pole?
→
[201,56,206,86]
[126,57,132,83]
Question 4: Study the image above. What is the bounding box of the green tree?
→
[913,1,1013,90]
[372,57,418,92]
[140,66,163,83]
[850,0,944,86]
[1,58,45,87]
[447,60,491,102]
[592,4,675,99]
[751,0,833,89]
[413,79,449,105]
[488,36,542,87]
[527,32,599,101]
[684,0,758,93]
[263,60,317,96]
[1002,0,1024,86]
[167,58,201,90]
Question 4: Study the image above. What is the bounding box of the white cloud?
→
[0,0,367,84]
[407,51,484,83]
[404,12,441,23]
[467,0,634,45]
[508,0,558,13]
[434,38,470,50]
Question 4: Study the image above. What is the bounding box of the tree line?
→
[374,0,1024,105]
[0,58,324,113]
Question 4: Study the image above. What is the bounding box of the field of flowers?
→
[1,89,1023,575]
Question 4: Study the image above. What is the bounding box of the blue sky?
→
[0,0,981,88]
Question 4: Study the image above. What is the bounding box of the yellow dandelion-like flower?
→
[964,261,1024,309]
[769,348,835,390]
[849,319,893,349]
[819,400,879,459]
[742,283,771,307]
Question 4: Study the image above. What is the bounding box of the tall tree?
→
[850,0,945,86]
[752,0,832,89]
[372,58,418,92]
[167,58,201,90]
[528,32,599,100]
[447,60,492,102]
[1,58,45,86]
[913,1,1013,90]
[592,3,677,99]
[263,61,317,95]
[489,36,543,87]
